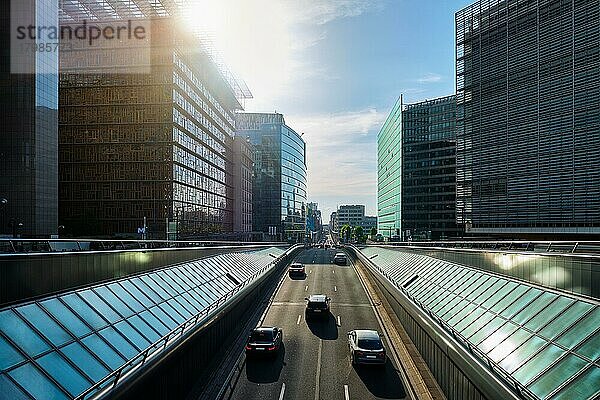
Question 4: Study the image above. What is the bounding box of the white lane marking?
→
[334,286,337,292]
[315,339,322,400]
[279,383,286,400]
[344,385,350,400]
[297,314,302,325]
[305,285,309,291]
[310,270,312,274]
[332,270,335,274]
[337,315,341,326]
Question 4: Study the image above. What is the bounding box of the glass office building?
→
[0,0,59,237]
[456,0,600,237]
[402,95,458,240]
[236,113,307,242]
[377,96,403,238]
[59,16,248,238]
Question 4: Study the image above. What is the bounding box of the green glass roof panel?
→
[512,344,565,385]
[0,310,50,357]
[512,292,555,325]
[469,316,508,346]
[16,304,72,348]
[556,308,600,350]
[489,284,529,314]
[528,353,588,399]
[500,287,541,319]
[574,331,600,361]
[551,366,600,400]
[0,373,30,400]
[539,302,594,341]
[37,351,92,397]
[488,329,532,363]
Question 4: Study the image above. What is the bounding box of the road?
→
[229,248,407,400]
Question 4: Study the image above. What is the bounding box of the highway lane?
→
[229,248,406,400]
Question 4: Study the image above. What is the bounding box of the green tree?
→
[370,227,377,237]
[353,226,364,241]
[341,224,351,243]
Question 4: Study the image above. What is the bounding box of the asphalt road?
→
[229,248,407,400]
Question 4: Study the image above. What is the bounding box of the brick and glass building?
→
[456,0,600,237]
[236,113,307,242]
[59,15,250,238]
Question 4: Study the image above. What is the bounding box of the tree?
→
[341,224,351,243]
[370,227,377,237]
[353,226,364,241]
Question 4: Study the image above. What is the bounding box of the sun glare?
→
[182,0,293,110]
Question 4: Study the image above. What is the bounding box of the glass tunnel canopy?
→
[0,247,285,399]
[360,246,600,400]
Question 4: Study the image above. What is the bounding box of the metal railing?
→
[355,246,538,400]
[0,238,288,255]
[369,240,600,255]
[74,249,293,400]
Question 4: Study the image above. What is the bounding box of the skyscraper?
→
[377,96,403,238]
[58,13,250,238]
[236,113,307,242]
[0,0,59,237]
[456,0,600,237]
[402,95,458,240]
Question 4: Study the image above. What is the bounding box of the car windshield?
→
[357,338,383,350]
[250,330,274,343]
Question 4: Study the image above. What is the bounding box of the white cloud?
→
[417,72,442,83]
[285,108,386,215]
[288,0,383,26]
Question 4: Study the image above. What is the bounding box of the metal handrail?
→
[0,238,288,255]
[365,240,600,256]
[357,247,539,400]
[74,254,284,400]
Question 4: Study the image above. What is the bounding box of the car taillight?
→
[267,346,276,351]
[378,351,385,357]
[355,351,364,356]
[245,345,252,350]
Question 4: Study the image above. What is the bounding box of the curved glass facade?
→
[236,113,307,242]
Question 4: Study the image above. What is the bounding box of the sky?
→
[187,0,474,222]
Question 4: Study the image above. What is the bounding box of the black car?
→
[245,327,283,356]
[348,329,386,365]
[304,294,331,319]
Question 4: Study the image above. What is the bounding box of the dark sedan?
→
[245,327,283,356]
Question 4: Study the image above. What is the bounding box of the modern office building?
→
[361,216,377,233]
[306,202,322,242]
[232,136,253,234]
[0,0,59,237]
[377,96,403,238]
[456,0,600,237]
[402,95,459,240]
[236,113,307,242]
[58,14,250,238]
[337,205,366,227]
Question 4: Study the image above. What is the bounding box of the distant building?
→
[456,0,600,237]
[236,113,307,242]
[330,212,338,232]
[0,0,59,237]
[59,17,249,238]
[335,205,376,233]
[232,136,253,234]
[337,205,365,228]
[377,96,403,238]
[306,202,322,242]
[402,95,458,240]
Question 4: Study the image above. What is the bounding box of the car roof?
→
[308,294,327,302]
[335,252,346,256]
[355,329,380,339]
[290,262,303,266]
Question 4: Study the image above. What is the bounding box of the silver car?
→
[348,329,386,365]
